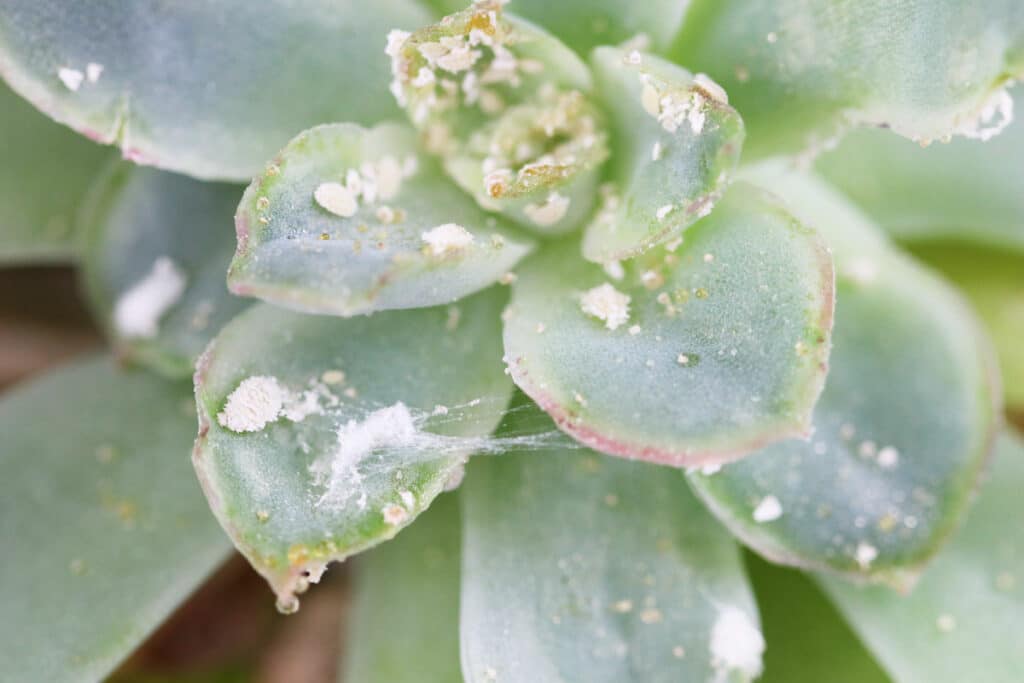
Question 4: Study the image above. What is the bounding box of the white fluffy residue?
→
[113,257,187,339]
[311,403,418,511]
[752,495,783,523]
[218,376,288,433]
[218,376,328,433]
[709,606,765,680]
[422,223,474,256]
[58,67,84,91]
[955,87,1014,142]
[314,182,358,217]
[580,283,631,330]
[523,192,570,226]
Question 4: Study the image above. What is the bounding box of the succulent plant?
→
[2,1,1023,681]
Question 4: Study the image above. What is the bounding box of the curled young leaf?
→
[460,409,765,683]
[689,167,999,586]
[0,0,432,180]
[503,183,834,467]
[192,287,511,610]
[0,356,230,683]
[583,47,744,262]
[388,2,608,234]
[670,0,1024,158]
[80,163,247,378]
[230,123,533,317]
[819,431,1024,683]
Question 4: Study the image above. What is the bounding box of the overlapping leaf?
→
[583,47,744,262]
[816,87,1024,252]
[0,82,109,263]
[504,183,834,467]
[80,163,247,377]
[230,123,532,316]
[193,287,511,610]
[689,167,999,586]
[670,0,1024,158]
[342,493,461,683]
[460,408,765,683]
[820,431,1024,683]
[0,356,230,683]
[0,0,432,180]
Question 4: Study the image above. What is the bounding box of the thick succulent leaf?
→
[193,287,511,610]
[389,4,608,235]
[460,418,765,682]
[0,0,432,181]
[0,81,109,263]
[0,356,231,682]
[80,163,247,378]
[748,554,891,683]
[816,89,1024,252]
[427,0,689,54]
[909,244,1024,410]
[342,492,461,683]
[230,123,533,316]
[670,0,1024,159]
[583,47,744,262]
[819,431,1024,682]
[689,168,999,586]
[503,183,834,467]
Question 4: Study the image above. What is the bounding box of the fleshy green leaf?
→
[670,0,1024,158]
[819,431,1024,683]
[342,492,461,683]
[816,88,1024,252]
[689,167,999,586]
[503,183,834,467]
[80,163,247,378]
[192,287,511,610]
[0,355,230,682]
[460,414,765,683]
[426,0,690,55]
[583,47,744,262]
[0,81,109,263]
[909,243,1024,411]
[748,553,891,683]
[0,0,432,180]
[230,123,532,317]
[388,3,608,234]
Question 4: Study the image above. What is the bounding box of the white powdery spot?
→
[855,541,879,568]
[218,376,288,433]
[709,606,765,681]
[86,62,104,83]
[58,67,84,91]
[877,446,900,469]
[956,87,1014,142]
[312,403,418,511]
[752,495,783,523]
[314,182,358,217]
[523,192,571,226]
[580,283,631,331]
[113,257,187,338]
[422,223,474,256]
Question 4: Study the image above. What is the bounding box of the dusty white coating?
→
[113,256,187,339]
[580,283,631,331]
[955,87,1014,141]
[709,606,765,680]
